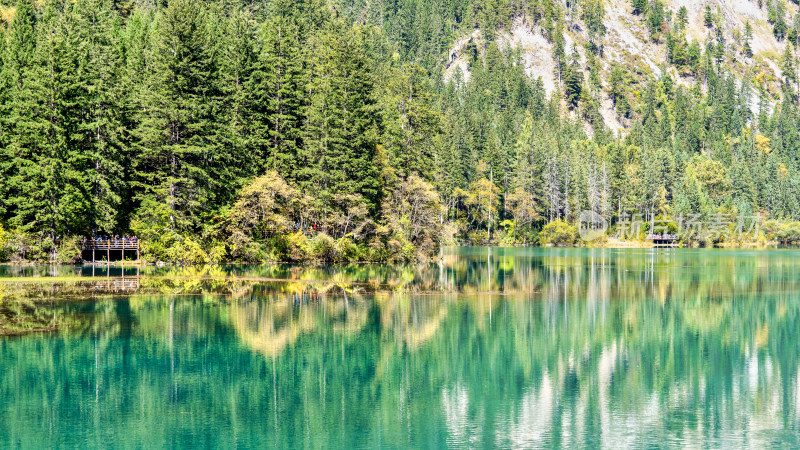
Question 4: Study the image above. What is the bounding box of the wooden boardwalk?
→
[648,234,680,248]
[82,239,140,262]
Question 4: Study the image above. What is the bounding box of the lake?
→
[2,247,800,448]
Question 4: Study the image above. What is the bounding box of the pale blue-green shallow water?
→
[3,247,800,448]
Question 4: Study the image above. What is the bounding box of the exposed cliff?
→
[443,0,800,133]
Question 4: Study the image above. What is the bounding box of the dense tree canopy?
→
[1,0,800,261]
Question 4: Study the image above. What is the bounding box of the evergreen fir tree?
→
[783,43,797,86]
[130,0,220,230]
[72,0,127,232]
[631,0,646,16]
[647,0,664,39]
[8,1,90,236]
[217,7,257,187]
[381,63,441,180]
[0,0,37,221]
[301,22,382,214]
[769,0,788,41]
[744,21,754,58]
[563,48,583,109]
[676,6,688,31]
[250,0,310,180]
[582,0,605,52]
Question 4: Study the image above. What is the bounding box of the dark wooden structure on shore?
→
[648,233,680,248]
[82,239,140,263]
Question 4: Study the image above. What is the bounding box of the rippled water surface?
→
[2,248,800,448]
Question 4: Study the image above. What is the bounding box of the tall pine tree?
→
[130,0,222,231]
[301,22,382,215]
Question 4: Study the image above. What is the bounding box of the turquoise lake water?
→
[2,247,800,448]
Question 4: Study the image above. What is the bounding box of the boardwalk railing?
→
[83,240,140,250]
[82,239,140,262]
[647,233,680,248]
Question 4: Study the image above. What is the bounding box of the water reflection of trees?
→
[4,250,800,446]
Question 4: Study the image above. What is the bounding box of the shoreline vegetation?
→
[3,246,800,336]
[2,1,800,266]
[0,226,796,267]
[2,208,799,266]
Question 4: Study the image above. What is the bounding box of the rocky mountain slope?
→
[444,0,799,133]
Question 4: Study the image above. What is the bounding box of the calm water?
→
[2,248,800,448]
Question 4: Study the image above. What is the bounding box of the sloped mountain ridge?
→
[444,0,799,133]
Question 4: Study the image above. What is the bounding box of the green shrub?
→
[539,220,578,246]
[400,241,416,262]
[286,232,310,261]
[363,235,390,261]
[333,237,360,262]
[439,222,458,246]
[765,220,800,246]
[416,236,439,260]
[6,231,50,262]
[311,233,335,261]
[517,227,539,245]
[467,230,488,245]
[166,237,210,265]
[138,232,179,263]
[56,236,82,264]
[226,231,263,262]
[386,238,404,261]
[206,240,228,264]
[140,239,168,263]
[263,234,290,261]
[0,224,8,261]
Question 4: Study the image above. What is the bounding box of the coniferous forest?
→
[2,0,800,263]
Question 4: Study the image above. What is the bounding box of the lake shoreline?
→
[0,238,791,266]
